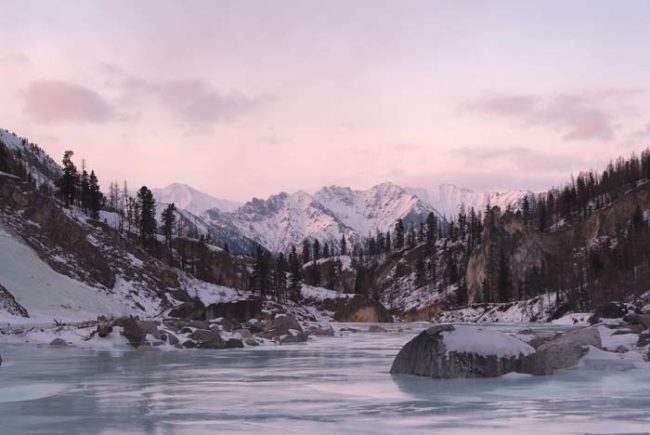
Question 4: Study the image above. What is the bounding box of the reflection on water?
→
[1,323,649,434]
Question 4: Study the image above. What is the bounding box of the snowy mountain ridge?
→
[151,183,241,215]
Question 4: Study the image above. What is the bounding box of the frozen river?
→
[1,323,650,434]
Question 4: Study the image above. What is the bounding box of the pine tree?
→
[340,235,347,255]
[137,186,156,249]
[57,150,78,207]
[415,253,426,288]
[88,170,102,219]
[80,168,90,211]
[425,212,437,250]
[252,245,271,296]
[497,248,512,302]
[326,259,338,290]
[393,219,405,250]
[196,235,212,281]
[161,203,177,256]
[323,242,330,258]
[288,245,303,301]
[313,239,321,261]
[273,252,288,302]
[302,239,311,264]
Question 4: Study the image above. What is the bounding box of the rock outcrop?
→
[390,325,534,378]
[334,295,392,323]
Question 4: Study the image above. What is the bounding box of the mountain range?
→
[153,181,530,253]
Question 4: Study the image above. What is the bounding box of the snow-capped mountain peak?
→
[151,183,241,215]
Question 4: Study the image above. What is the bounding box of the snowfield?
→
[442,325,535,357]
[0,225,131,325]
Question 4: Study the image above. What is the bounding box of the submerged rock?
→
[519,326,602,375]
[390,325,534,378]
[334,295,392,323]
[50,338,68,346]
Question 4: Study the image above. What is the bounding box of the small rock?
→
[97,323,113,338]
[340,327,360,333]
[225,338,244,348]
[367,325,388,333]
[160,332,180,346]
[307,325,335,336]
[281,331,309,344]
[244,338,259,346]
[182,340,196,348]
[50,338,68,346]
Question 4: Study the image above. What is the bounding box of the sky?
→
[2,0,650,201]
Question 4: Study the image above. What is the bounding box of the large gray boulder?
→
[519,326,602,375]
[390,325,534,378]
[264,314,303,337]
[113,316,147,348]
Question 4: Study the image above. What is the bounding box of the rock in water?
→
[113,316,147,348]
[390,325,534,378]
[519,326,602,375]
[334,295,392,323]
[264,314,303,337]
[50,338,68,346]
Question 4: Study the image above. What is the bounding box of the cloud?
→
[450,146,585,173]
[23,80,114,123]
[0,52,30,68]
[470,93,616,141]
[102,65,272,127]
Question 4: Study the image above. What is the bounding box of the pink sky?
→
[2,0,650,201]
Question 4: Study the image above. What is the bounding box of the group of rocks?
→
[391,301,650,379]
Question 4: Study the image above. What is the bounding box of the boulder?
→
[307,325,335,336]
[637,332,650,347]
[168,298,206,320]
[113,316,147,348]
[390,325,534,378]
[594,302,639,319]
[244,338,259,346]
[264,314,302,337]
[334,295,392,323]
[138,320,162,339]
[96,323,113,338]
[189,329,225,349]
[50,338,68,346]
[281,331,309,344]
[225,338,244,348]
[160,332,180,346]
[368,325,388,333]
[519,326,602,375]
[205,299,262,323]
[182,340,196,348]
[623,313,650,329]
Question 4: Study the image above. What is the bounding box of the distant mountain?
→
[407,184,531,219]
[151,183,241,215]
[202,182,441,252]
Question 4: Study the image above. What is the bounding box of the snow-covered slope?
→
[152,183,241,214]
[407,184,531,219]
[0,224,131,324]
[0,128,62,187]
[314,182,437,235]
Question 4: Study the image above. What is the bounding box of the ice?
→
[1,323,649,434]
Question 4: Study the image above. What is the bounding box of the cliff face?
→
[466,183,650,307]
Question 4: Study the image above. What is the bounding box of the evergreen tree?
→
[340,235,347,255]
[273,253,288,302]
[137,186,156,248]
[196,235,212,281]
[288,245,303,301]
[252,245,271,296]
[57,150,78,207]
[393,219,405,250]
[302,239,311,264]
[313,239,321,261]
[326,259,338,290]
[385,231,391,254]
[88,170,102,220]
[161,203,177,256]
[425,212,437,249]
[80,168,90,211]
[323,242,330,258]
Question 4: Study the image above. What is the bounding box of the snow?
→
[300,285,354,301]
[551,312,592,326]
[179,274,248,305]
[441,325,535,357]
[152,183,241,214]
[578,346,649,371]
[406,184,531,219]
[0,224,132,325]
[598,325,641,351]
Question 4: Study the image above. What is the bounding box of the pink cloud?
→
[23,80,114,123]
[470,93,615,141]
